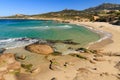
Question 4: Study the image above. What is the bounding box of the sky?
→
[0,0,120,16]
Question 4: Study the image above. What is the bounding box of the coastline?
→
[0,18,103,50]
[48,19,120,53]
[36,18,120,53]
[1,18,119,53]
[77,22,120,53]
[68,21,113,50]
[3,18,120,80]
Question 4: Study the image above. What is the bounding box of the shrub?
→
[70,54,87,60]
[21,64,33,72]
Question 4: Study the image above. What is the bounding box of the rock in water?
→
[25,44,54,55]
[0,48,6,53]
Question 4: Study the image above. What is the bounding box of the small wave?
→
[86,27,112,49]
[18,25,72,30]
[0,38,38,49]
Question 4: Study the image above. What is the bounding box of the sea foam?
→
[18,25,72,30]
[0,38,38,49]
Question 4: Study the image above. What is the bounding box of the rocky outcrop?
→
[110,20,120,25]
[0,48,6,53]
[25,44,54,55]
[0,53,21,80]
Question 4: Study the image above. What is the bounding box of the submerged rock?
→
[25,44,54,55]
[63,40,80,45]
[47,39,80,45]
[0,48,6,53]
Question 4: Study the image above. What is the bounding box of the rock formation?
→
[25,44,54,55]
[0,53,21,80]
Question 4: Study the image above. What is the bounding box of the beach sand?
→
[4,22,120,80]
[76,22,120,53]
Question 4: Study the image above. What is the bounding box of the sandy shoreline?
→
[0,18,114,51]
[76,22,120,53]
[68,21,113,49]
[2,18,120,53]
[52,18,120,53]
[3,20,120,80]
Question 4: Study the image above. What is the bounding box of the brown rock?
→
[49,59,61,71]
[51,77,57,80]
[25,44,54,55]
[93,57,106,62]
[0,53,21,80]
[31,67,41,74]
[16,54,26,60]
[89,60,96,64]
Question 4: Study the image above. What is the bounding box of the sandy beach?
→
[76,22,120,53]
[1,1,120,80]
[2,21,120,80]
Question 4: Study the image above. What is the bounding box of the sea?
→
[0,19,100,49]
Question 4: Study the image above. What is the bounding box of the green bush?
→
[70,54,87,60]
[21,64,33,72]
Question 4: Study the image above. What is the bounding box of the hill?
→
[2,3,120,25]
[31,9,93,21]
[84,3,120,12]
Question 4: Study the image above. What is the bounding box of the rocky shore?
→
[2,45,120,80]
[0,21,120,80]
[0,53,21,80]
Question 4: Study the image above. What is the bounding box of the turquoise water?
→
[0,19,100,49]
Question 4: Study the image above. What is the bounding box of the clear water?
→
[0,19,100,49]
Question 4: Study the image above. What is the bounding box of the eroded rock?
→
[0,53,21,80]
[25,44,54,55]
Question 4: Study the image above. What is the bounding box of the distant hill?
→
[2,3,120,25]
[31,3,120,20]
[31,9,94,20]
[4,3,120,18]
[2,14,29,19]
[84,3,120,12]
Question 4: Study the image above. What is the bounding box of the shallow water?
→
[0,19,100,49]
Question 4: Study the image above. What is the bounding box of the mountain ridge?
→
[84,3,120,12]
[2,3,120,25]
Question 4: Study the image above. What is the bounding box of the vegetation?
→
[2,3,120,25]
[10,69,20,75]
[84,3,120,12]
[30,9,94,21]
[52,52,62,56]
[21,64,33,72]
[70,54,87,60]
[76,47,99,54]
